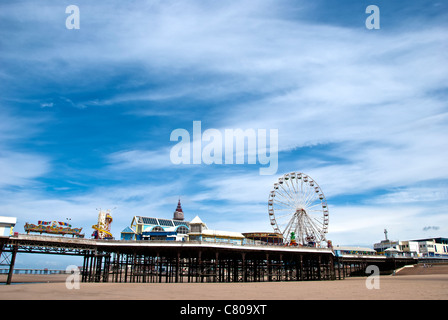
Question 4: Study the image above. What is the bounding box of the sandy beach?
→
[1,264,447,300]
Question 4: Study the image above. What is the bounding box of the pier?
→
[0,234,417,284]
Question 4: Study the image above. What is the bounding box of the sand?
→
[1,264,447,300]
[0,276,447,300]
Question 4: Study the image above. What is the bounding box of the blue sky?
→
[1,0,448,268]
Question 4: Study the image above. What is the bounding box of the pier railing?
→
[0,268,68,275]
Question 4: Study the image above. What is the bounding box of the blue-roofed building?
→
[120,200,190,241]
[120,226,136,240]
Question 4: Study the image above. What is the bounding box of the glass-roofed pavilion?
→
[121,200,190,241]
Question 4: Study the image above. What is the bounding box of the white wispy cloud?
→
[107,149,174,170]
[0,108,51,188]
[0,151,49,187]
[369,187,448,205]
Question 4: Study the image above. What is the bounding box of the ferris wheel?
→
[268,172,329,247]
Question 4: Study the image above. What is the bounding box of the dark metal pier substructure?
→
[1,235,96,284]
[81,243,337,283]
[0,237,17,285]
[334,256,418,278]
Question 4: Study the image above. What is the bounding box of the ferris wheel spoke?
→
[298,176,304,194]
[274,189,297,208]
[273,199,295,210]
[273,196,297,209]
[308,207,322,214]
[280,179,296,200]
[303,201,321,210]
[272,187,289,200]
[310,219,324,229]
[279,183,299,206]
[274,213,295,222]
[273,207,295,211]
[283,216,295,232]
[301,180,313,198]
[272,191,291,206]
[307,194,320,208]
[272,204,292,213]
[297,178,305,199]
[307,216,324,237]
[303,222,319,241]
[301,189,314,209]
[274,212,293,221]
[305,189,318,204]
[303,187,318,208]
[307,209,324,213]
[287,177,299,198]
[287,179,303,207]
[308,216,325,224]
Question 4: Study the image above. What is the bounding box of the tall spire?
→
[173,198,184,221]
[176,198,183,212]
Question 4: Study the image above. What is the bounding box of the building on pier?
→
[333,246,377,257]
[409,237,448,258]
[373,233,448,258]
[121,199,245,245]
[242,232,283,245]
[121,216,190,241]
[188,216,245,245]
[120,200,190,241]
[0,216,16,237]
[120,200,247,244]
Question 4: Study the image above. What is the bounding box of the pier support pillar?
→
[241,252,247,282]
[176,251,180,283]
[266,254,271,282]
[214,252,219,282]
[198,250,203,282]
[6,245,18,285]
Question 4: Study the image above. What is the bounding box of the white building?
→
[333,246,377,257]
[374,235,448,258]
[188,216,245,245]
[398,240,419,258]
[0,216,17,237]
[414,238,448,257]
[373,239,399,253]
